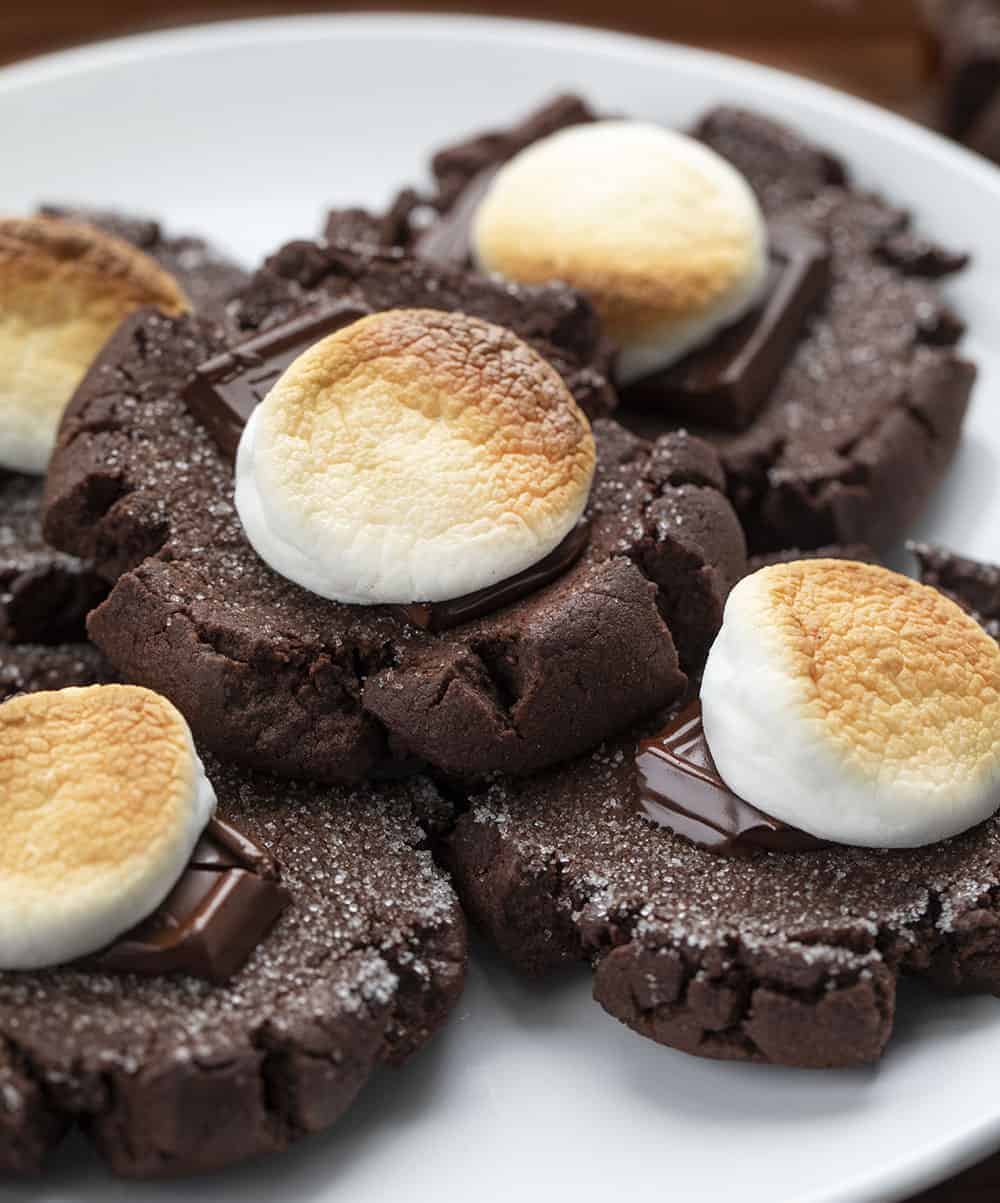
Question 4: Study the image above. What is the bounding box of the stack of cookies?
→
[1,96,998,1178]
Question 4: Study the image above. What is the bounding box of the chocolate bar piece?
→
[636,700,827,853]
[621,221,831,430]
[396,521,591,632]
[183,299,371,458]
[82,816,291,982]
[415,169,497,265]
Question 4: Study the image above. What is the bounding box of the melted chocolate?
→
[184,299,371,458]
[395,521,590,631]
[81,817,291,982]
[622,221,831,430]
[636,701,828,854]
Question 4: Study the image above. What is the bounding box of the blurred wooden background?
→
[0,0,934,119]
[1,2,995,1200]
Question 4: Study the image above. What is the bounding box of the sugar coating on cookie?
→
[0,216,188,474]
[472,121,768,384]
[0,685,216,969]
[235,307,596,605]
[701,560,1000,848]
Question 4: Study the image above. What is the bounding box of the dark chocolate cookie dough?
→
[345,96,976,553]
[0,471,106,644]
[691,108,974,552]
[44,291,744,783]
[913,542,1000,639]
[0,758,465,1177]
[0,640,113,702]
[447,720,1000,1069]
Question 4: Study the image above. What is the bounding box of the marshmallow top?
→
[0,685,216,969]
[235,307,596,605]
[701,560,1000,848]
[473,121,768,384]
[0,217,189,474]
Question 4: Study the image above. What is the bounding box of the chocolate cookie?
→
[921,0,1000,158]
[913,542,1000,639]
[349,97,976,553]
[0,640,113,702]
[0,755,465,1177]
[1,471,106,644]
[39,204,249,328]
[447,718,1000,1068]
[691,108,974,551]
[44,296,744,783]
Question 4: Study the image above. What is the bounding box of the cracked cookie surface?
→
[1,471,107,644]
[43,298,744,783]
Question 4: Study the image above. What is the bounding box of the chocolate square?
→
[82,817,290,983]
[621,221,831,431]
[183,299,371,459]
[394,521,591,632]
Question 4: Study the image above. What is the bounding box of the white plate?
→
[2,15,1000,1203]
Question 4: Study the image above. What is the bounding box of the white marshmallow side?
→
[472,121,769,384]
[0,327,86,474]
[0,217,189,475]
[236,407,589,604]
[701,575,1000,849]
[0,729,216,971]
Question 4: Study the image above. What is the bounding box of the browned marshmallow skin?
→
[235,307,595,606]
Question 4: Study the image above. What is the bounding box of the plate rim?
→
[0,10,998,198]
[1,13,999,1203]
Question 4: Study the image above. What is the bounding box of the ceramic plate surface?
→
[1,15,999,1202]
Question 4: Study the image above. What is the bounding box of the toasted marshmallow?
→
[701,560,1000,848]
[235,308,595,605]
[0,217,188,474]
[0,685,216,969]
[472,121,768,384]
